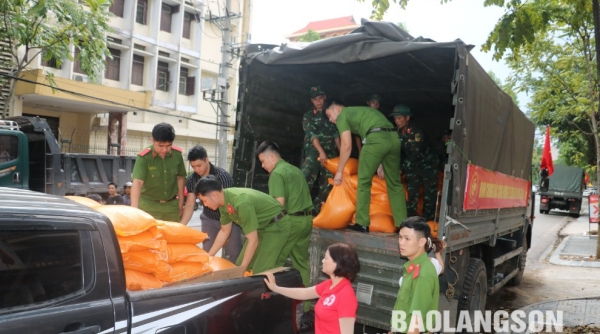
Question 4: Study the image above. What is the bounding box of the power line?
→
[0,72,233,128]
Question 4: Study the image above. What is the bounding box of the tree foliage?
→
[0,0,112,113]
[503,0,598,172]
[296,29,322,42]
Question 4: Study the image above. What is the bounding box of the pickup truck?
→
[233,21,535,330]
[0,116,135,196]
[0,188,303,334]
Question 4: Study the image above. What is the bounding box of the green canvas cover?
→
[234,20,535,213]
[547,165,585,196]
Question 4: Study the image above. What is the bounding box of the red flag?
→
[586,172,590,185]
[540,125,554,176]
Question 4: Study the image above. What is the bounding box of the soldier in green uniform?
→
[390,105,439,221]
[256,140,313,312]
[131,123,187,222]
[196,175,291,273]
[391,217,440,333]
[302,86,340,214]
[324,98,407,233]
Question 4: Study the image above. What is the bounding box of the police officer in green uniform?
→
[392,217,440,333]
[196,176,291,273]
[131,122,187,222]
[256,140,313,312]
[302,86,340,214]
[324,98,407,233]
[390,105,439,221]
[353,93,384,156]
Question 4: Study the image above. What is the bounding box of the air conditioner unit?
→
[72,74,89,83]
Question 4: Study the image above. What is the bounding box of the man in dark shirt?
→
[122,182,132,206]
[180,145,241,262]
[105,182,124,205]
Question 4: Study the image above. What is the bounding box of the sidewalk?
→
[510,209,600,333]
[549,208,599,267]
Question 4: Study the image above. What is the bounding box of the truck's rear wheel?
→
[509,239,527,286]
[458,258,487,330]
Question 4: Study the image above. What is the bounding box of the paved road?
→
[487,196,600,311]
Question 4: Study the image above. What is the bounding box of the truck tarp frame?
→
[545,165,585,196]
[237,20,534,215]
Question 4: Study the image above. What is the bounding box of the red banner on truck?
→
[464,164,530,210]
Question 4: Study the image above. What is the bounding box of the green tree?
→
[397,22,409,33]
[296,29,322,42]
[0,0,112,114]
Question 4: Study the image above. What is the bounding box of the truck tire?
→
[569,213,580,218]
[458,258,487,327]
[509,239,527,286]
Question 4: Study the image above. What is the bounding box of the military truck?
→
[539,165,585,217]
[232,21,535,331]
[0,116,135,196]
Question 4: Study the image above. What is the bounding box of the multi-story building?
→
[8,0,251,170]
[286,16,359,42]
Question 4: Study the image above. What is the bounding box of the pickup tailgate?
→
[124,270,302,334]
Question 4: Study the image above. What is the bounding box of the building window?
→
[41,55,61,69]
[179,67,195,95]
[131,55,144,86]
[136,0,147,25]
[157,61,169,91]
[183,12,192,39]
[160,4,172,32]
[109,0,124,17]
[73,48,84,74]
[104,48,121,81]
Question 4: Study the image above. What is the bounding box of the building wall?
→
[13,0,245,172]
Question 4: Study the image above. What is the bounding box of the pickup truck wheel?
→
[509,239,527,286]
[458,258,487,331]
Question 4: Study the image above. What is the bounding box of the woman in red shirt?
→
[264,242,359,334]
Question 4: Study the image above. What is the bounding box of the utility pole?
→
[203,0,242,169]
[216,0,231,169]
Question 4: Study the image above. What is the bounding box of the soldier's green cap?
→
[389,104,412,117]
[367,93,382,101]
[309,86,325,98]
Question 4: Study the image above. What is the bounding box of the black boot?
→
[347,224,369,233]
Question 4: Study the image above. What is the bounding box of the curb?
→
[549,235,600,268]
[506,296,600,334]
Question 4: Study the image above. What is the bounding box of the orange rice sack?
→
[320,157,359,176]
[167,244,210,263]
[95,205,158,236]
[117,231,166,253]
[428,221,439,239]
[122,250,170,275]
[370,193,392,216]
[313,178,356,230]
[207,256,237,271]
[369,214,395,233]
[156,262,213,283]
[65,196,103,208]
[125,270,163,291]
[156,221,208,244]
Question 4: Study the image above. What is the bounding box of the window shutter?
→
[186,76,195,96]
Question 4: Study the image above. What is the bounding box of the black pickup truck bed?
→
[0,188,302,334]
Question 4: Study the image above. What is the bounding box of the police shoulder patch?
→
[415,133,422,142]
[172,145,183,153]
[138,148,151,156]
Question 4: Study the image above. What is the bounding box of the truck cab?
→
[0,120,29,189]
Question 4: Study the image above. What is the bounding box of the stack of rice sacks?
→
[65,197,236,290]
